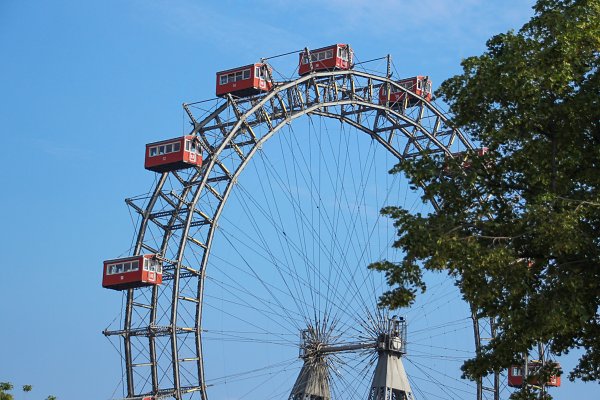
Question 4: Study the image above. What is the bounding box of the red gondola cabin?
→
[145,135,203,173]
[452,147,489,162]
[298,44,353,76]
[443,147,489,175]
[102,254,163,291]
[216,63,273,97]
[508,362,561,388]
[379,76,432,108]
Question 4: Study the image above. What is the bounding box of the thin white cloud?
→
[132,0,536,79]
[136,0,534,58]
[138,0,304,57]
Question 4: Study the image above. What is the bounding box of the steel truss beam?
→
[110,69,495,400]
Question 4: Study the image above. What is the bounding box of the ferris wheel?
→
[102,44,510,400]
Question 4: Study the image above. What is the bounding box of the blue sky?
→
[1,1,596,399]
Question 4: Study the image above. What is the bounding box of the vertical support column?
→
[538,342,546,399]
[170,272,181,399]
[385,54,392,107]
[491,319,500,400]
[386,54,392,78]
[471,310,483,400]
[289,328,331,400]
[124,288,135,397]
[171,178,212,399]
[289,359,331,400]
[524,352,529,393]
[369,317,413,400]
[195,271,208,400]
[149,285,159,393]
[129,172,169,398]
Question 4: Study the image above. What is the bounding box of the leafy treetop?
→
[370,0,600,395]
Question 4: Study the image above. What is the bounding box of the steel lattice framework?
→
[104,69,502,400]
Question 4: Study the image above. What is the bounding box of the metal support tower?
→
[290,317,413,400]
[289,358,331,400]
[368,317,413,400]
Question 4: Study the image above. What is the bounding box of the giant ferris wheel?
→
[102,44,507,400]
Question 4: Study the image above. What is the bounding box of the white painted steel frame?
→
[106,69,499,400]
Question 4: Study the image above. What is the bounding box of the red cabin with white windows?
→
[443,147,489,174]
[379,76,432,108]
[453,147,489,161]
[508,362,561,388]
[102,254,163,291]
[144,135,202,173]
[298,44,353,76]
[216,63,273,97]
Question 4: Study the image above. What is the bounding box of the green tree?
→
[370,0,600,395]
[0,382,13,400]
[22,384,32,400]
[0,382,55,400]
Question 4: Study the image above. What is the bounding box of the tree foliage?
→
[0,383,13,400]
[370,0,600,392]
[0,382,54,400]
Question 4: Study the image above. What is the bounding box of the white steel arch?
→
[104,69,501,400]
